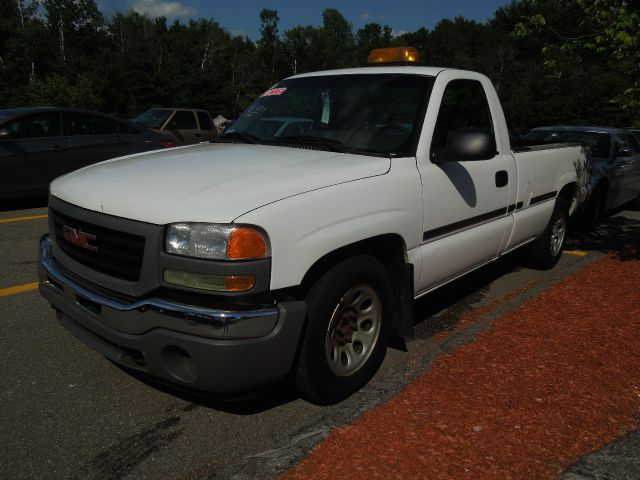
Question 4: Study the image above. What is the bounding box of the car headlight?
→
[165,223,269,260]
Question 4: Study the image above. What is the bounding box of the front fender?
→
[233,157,424,291]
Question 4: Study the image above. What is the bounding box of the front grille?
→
[51,209,145,281]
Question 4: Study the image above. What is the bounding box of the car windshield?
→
[132,109,172,129]
[521,130,611,158]
[222,74,434,157]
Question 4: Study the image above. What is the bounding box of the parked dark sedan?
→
[521,126,640,226]
[0,107,176,199]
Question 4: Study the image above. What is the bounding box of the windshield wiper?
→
[274,135,348,153]
[219,131,260,144]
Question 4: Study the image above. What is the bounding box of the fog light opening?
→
[161,346,198,383]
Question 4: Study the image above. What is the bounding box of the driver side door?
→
[415,76,513,293]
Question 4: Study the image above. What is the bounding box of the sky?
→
[99,0,513,40]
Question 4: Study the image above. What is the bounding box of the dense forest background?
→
[0,0,638,134]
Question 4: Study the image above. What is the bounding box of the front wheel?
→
[526,197,569,270]
[295,255,392,404]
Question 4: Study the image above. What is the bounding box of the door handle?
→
[495,170,508,187]
[49,145,65,151]
[195,133,202,137]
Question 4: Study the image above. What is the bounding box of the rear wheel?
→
[526,197,569,270]
[295,255,392,404]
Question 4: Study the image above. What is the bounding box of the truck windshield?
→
[521,130,611,158]
[223,74,434,157]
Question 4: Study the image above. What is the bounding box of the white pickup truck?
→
[38,48,590,403]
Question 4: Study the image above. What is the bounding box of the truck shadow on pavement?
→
[567,213,640,261]
[411,253,524,341]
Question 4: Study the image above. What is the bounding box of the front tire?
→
[526,197,569,270]
[295,255,392,404]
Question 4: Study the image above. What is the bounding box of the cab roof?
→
[288,66,450,80]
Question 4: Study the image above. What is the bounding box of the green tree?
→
[283,25,321,75]
[28,73,99,108]
[318,9,356,69]
[258,8,281,84]
[515,0,640,125]
[356,23,393,65]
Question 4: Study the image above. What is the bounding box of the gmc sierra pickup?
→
[38,48,590,403]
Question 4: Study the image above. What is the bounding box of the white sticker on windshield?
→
[321,91,330,124]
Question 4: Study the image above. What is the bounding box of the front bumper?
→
[38,235,306,394]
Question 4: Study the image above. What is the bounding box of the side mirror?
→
[0,129,10,139]
[442,128,497,162]
[166,121,178,131]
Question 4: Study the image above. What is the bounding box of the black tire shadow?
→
[114,362,299,415]
[567,211,640,261]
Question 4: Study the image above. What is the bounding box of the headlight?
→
[165,223,269,260]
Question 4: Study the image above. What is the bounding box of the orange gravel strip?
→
[284,253,640,479]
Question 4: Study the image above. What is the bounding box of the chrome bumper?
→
[38,235,279,339]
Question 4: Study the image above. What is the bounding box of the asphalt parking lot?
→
[1,198,639,479]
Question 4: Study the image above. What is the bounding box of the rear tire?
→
[295,255,392,404]
[526,197,569,270]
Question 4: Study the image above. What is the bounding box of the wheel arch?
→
[299,234,415,337]
[558,182,578,215]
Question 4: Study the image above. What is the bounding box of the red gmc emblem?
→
[63,225,98,252]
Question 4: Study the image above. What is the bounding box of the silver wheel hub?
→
[550,214,566,256]
[325,284,382,377]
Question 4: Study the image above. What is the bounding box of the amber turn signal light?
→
[367,47,419,65]
[227,227,269,260]
[224,275,256,292]
[164,270,255,292]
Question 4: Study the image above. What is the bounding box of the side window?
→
[615,133,639,154]
[3,113,62,139]
[196,111,212,130]
[70,113,117,135]
[431,79,494,157]
[171,111,197,130]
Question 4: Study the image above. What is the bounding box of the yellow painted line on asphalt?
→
[0,214,48,224]
[563,250,588,257]
[0,282,39,297]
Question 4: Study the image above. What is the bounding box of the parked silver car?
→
[521,126,640,226]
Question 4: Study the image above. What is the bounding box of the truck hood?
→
[50,143,391,225]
